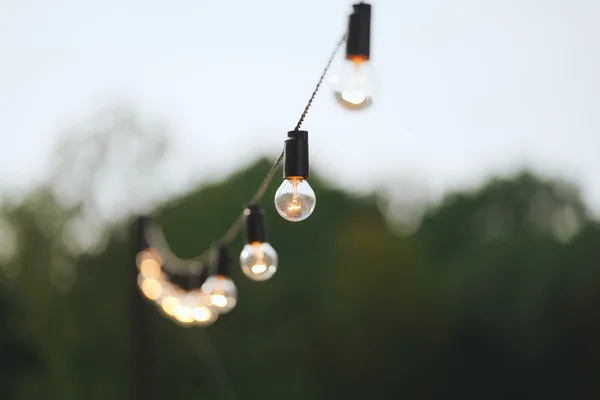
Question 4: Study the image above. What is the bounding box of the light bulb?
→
[139,258,161,279]
[137,274,163,300]
[172,293,204,325]
[331,58,377,111]
[160,295,180,316]
[201,275,237,314]
[240,242,278,281]
[274,177,316,222]
[136,248,162,270]
[173,304,194,324]
[188,290,219,326]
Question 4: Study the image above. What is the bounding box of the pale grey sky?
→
[1,0,599,212]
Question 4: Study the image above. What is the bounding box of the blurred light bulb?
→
[201,275,237,314]
[211,294,227,307]
[136,248,162,269]
[274,177,316,222]
[331,58,377,111]
[137,275,163,300]
[240,242,278,281]
[160,295,180,316]
[139,258,161,279]
[193,305,218,326]
[192,306,212,322]
[173,304,194,324]
[188,290,219,326]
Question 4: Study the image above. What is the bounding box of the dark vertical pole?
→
[131,218,153,400]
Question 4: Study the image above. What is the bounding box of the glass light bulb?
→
[172,293,202,325]
[274,177,316,222]
[331,59,378,111]
[173,304,194,324]
[136,248,162,269]
[240,242,278,281]
[189,291,219,326]
[137,274,163,300]
[139,258,161,279]
[201,275,237,314]
[160,295,180,316]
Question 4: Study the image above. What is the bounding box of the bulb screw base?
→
[245,205,267,243]
[283,130,309,179]
[346,2,372,61]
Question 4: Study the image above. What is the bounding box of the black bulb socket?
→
[245,204,267,244]
[283,130,309,179]
[133,216,150,252]
[216,243,232,277]
[346,2,372,61]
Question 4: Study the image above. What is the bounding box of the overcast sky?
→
[1,0,599,213]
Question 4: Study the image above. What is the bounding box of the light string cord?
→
[147,32,347,272]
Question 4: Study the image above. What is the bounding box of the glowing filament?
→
[286,178,302,215]
[211,294,228,308]
[251,263,267,274]
[341,90,367,105]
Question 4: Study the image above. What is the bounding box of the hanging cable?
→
[145,32,347,270]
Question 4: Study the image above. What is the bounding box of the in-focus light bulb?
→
[201,275,237,314]
[331,57,377,111]
[240,242,278,281]
[274,177,316,222]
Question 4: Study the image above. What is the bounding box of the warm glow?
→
[287,177,303,215]
[274,176,316,222]
[192,306,212,322]
[173,305,194,323]
[341,90,367,105]
[211,294,228,308]
[140,278,162,300]
[348,54,368,64]
[250,242,267,273]
[251,263,267,274]
[136,248,162,267]
[140,258,161,279]
[161,296,179,316]
[287,199,302,213]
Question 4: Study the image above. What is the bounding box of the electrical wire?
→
[146,32,347,272]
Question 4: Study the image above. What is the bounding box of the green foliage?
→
[1,160,600,399]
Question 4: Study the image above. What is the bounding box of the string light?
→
[240,205,278,281]
[132,2,375,327]
[137,274,163,300]
[274,131,316,222]
[331,3,377,111]
[190,290,219,326]
[160,294,180,317]
[201,245,238,314]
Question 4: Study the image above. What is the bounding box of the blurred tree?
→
[0,282,40,399]
[0,108,599,399]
